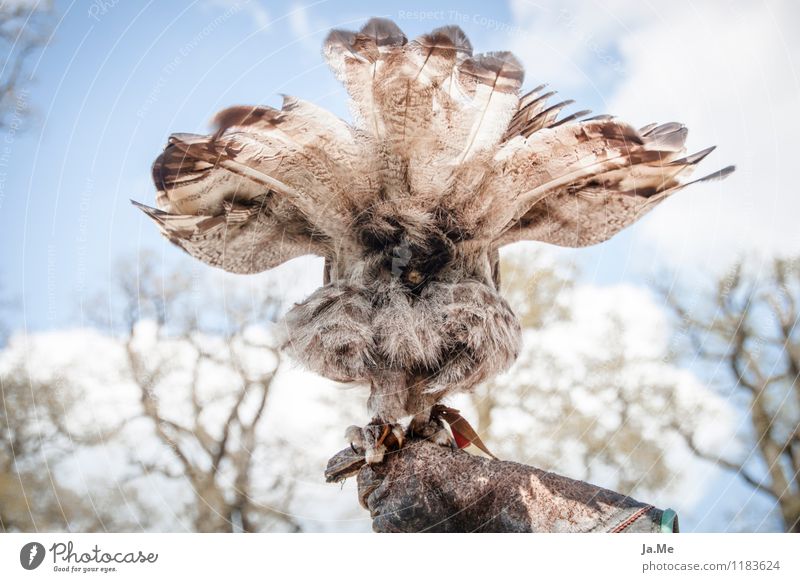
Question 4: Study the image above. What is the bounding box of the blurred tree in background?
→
[472,251,728,502]
[110,253,302,532]
[0,0,52,128]
[659,257,800,532]
[0,361,136,531]
[0,252,359,533]
[1,250,793,532]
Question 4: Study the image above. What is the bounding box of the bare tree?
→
[0,1,53,128]
[658,257,800,532]
[2,252,349,533]
[4,247,142,532]
[469,252,726,501]
[110,252,302,532]
[0,361,135,532]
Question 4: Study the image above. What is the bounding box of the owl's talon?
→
[347,418,403,464]
[391,424,405,449]
[345,425,366,450]
[377,423,390,447]
[407,414,455,448]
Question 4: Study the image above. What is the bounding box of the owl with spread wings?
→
[135,19,733,466]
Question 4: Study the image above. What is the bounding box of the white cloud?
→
[246,1,271,29]
[507,0,650,90]
[288,2,312,39]
[0,324,367,531]
[286,2,329,53]
[608,1,800,269]
[509,0,800,270]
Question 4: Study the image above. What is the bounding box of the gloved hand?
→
[328,439,674,533]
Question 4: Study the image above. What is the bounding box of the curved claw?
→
[346,419,404,465]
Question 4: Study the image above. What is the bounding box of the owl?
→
[135,19,732,465]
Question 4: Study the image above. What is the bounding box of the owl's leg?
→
[345,369,406,464]
[404,380,455,448]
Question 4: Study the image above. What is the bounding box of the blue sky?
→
[0,0,649,332]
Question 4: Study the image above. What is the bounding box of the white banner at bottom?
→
[0,533,797,581]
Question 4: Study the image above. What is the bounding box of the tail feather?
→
[453,51,524,163]
[323,18,407,140]
[324,20,524,200]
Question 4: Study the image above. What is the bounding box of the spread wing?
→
[484,88,734,248]
[132,198,325,275]
[135,96,375,274]
[137,17,733,271]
